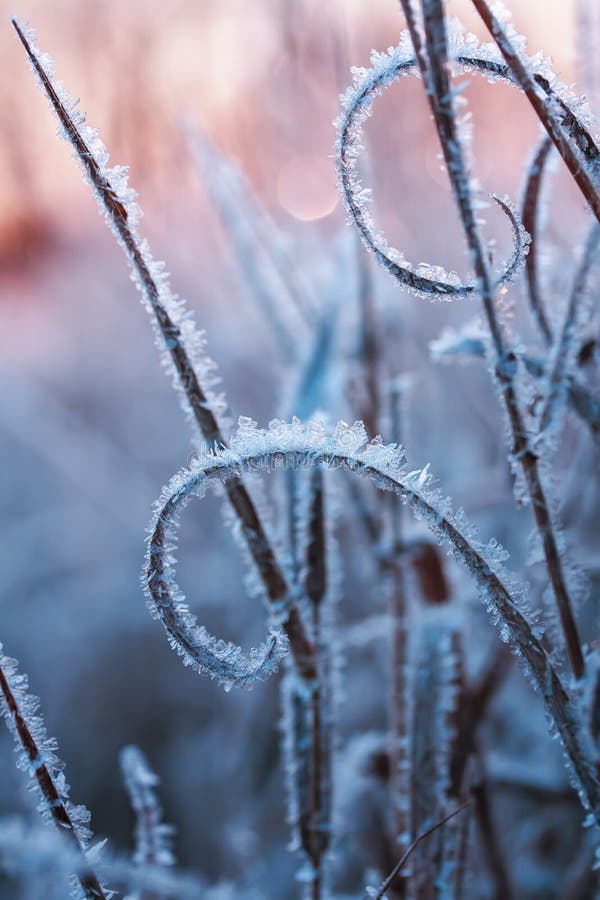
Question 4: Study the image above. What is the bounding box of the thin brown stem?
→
[345,475,382,547]
[370,801,470,900]
[470,0,600,224]
[449,645,512,797]
[521,136,554,345]
[11,18,316,681]
[398,0,585,679]
[0,663,108,900]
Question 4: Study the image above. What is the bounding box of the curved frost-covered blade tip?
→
[144,416,600,818]
[334,26,596,298]
[144,495,291,692]
[491,194,531,279]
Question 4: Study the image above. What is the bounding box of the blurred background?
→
[1,0,599,897]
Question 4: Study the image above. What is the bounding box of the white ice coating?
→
[0,816,218,898]
[0,646,114,899]
[429,317,488,363]
[335,11,600,301]
[120,744,175,900]
[13,20,230,449]
[410,612,462,889]
[280,466,342,889]
[143,416,600,820]
[0,647,92,847]
[334,20,538,300]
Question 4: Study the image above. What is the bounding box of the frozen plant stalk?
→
[120,745,175,900]
[11,18,316,684]
[144,418,600,822]
[381,0,587,678]
[0,644,111,900]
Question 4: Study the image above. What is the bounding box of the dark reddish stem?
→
[521,136,554,344]
[11,17,315,681]
[372,801,471,900]
[471,0,600,224]
[0,663,108,900]
[397,0,585,679]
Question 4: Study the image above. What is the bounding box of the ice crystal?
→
[0,645,112,899]
[141,417,600,819]
[0,648,90,845]
[12,19,229,450]
[120,745,175,885]
[410,608,462,892]
[335,22,533,300]
[0,816,211,898]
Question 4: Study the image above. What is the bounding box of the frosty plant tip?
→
[145,417,600,820]
[7,2,600,897]
[336,5,591,681]
[336,14,600,300]
[470,0,600,223]
[10,15,318,687]
[335,25,532,300]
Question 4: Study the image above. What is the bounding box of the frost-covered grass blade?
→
[0,646,111,900]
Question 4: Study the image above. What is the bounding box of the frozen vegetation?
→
[2,0,600,897]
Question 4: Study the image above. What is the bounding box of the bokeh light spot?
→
[277,155,338,221]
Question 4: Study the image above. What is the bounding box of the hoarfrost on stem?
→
[144,417,600,821]
[0,645,112,900]
[334,22,534,299]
